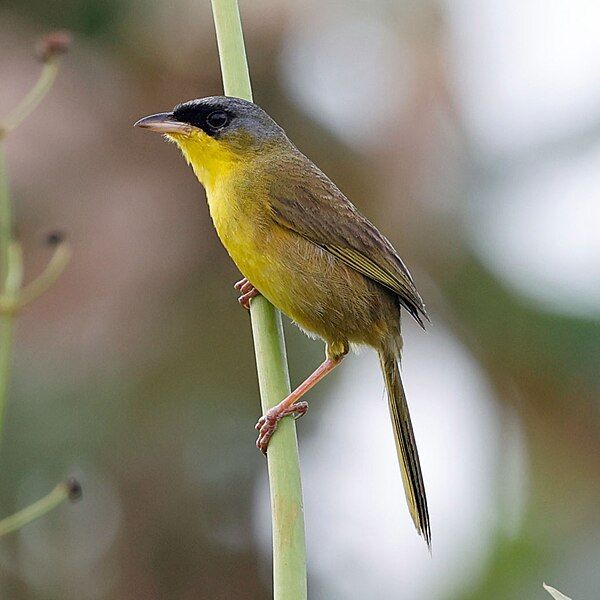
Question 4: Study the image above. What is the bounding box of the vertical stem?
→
[210,0,252,100]
[0,147,11,285]
[0,54,65,442]
[0,146,14,443]
[250,300,307,599]
[0,311,12,445]
[210,1,308,598]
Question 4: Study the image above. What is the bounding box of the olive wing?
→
[267,163,429,328]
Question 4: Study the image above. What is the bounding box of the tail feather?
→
[379,347,431,548]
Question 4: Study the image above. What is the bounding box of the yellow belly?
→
[208,181,307,316]
[206,179,389,348]
[190,149,325,320]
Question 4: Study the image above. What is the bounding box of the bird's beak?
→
[134,112,191,135]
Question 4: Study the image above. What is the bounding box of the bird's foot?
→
[255,401,309,454]
[234,278,260,310]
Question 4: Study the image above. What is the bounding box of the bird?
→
[135,96,431,547]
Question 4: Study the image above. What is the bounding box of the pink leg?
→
[234,278,260,310]
[255,354,345,453]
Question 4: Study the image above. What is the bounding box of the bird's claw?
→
[255,401,309,454]
[234,278,260,310]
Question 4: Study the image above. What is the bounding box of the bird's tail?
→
[378,346,431,548]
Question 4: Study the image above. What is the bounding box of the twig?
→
[0,33,71,443]
[0,478,81,537]
[0,60,59,139]
[15,238,71,310]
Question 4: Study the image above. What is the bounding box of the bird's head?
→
[135,96,287,187]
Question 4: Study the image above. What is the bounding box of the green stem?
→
[211,0,252,99]
[250,299,307,599]
[0,242,22,445]
[0,53,66,445]
[0,147,17,445]
[0,147,11,288]
[0,60,59,136]
[0,312,12,446]
[16,242,71,309]
[210,2,307,598]
[0,482,70,537]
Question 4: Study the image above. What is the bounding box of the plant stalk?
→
[0,147,11,287]
[0,481,72,537]
[0,146,15,444]
[0,60,59,136]
[210,1,308,598]
[0,52,64,443]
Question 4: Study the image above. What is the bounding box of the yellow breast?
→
[173,130,280,293]
[206,174,282,298]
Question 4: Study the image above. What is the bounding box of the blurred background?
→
[0,0,599,598]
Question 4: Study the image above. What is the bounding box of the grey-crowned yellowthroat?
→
[135,97,431,547]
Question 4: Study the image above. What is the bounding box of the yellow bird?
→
[135,97,431,547]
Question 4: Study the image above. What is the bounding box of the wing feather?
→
[266,156,429,327]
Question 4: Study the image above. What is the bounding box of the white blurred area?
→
[448,0,600,316]
[254,323,525,599]
[447,0,600,155]
[471,146,600,316]
[279,7,416,151]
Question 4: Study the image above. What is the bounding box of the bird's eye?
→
[206,111,229,130]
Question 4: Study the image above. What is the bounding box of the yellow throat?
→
[167,131,241,195]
